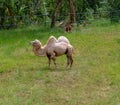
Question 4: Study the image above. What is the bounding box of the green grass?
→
[0,23,120,105]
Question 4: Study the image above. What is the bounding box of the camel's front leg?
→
[48,58,51,68]
[47,54,51,68]
[52,58,57,69]
[51,53,57,69]
[70,56,73,68]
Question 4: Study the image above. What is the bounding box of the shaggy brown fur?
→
[65,23,73,32]
[58,21,73,32]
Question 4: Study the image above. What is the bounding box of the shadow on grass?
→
[40,66,72,72]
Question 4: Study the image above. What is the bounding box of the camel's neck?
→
[33,46,47,57]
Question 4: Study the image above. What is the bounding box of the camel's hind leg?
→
[70,56,73,68]
[66,46,73,69]
[66,55,73,69]
[66,55,71,68]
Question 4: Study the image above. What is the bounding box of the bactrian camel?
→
[30,36,73,69]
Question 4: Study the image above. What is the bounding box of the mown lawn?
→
[0,23,120,105]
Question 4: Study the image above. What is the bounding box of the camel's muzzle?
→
[30,41,34,45]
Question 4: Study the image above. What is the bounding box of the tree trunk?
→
[51,0,62,28]
[69,0,75,24]
[0,17,5,29]
[8,7,15,28]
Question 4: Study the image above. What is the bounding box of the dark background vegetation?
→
[0,0,120,29]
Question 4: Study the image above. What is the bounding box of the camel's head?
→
[30,39,41,49]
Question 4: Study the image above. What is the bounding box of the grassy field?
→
[0,23,120,105]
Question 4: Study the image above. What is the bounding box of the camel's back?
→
[58,36,70,44]
[46,36,57,47]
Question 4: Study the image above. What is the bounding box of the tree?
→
[0,1,6,29]
[69,0,75,24]
[51,0,75,28]
[51,0,63,28]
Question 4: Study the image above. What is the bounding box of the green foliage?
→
[108,0,120,22]
[0,0,120,29]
